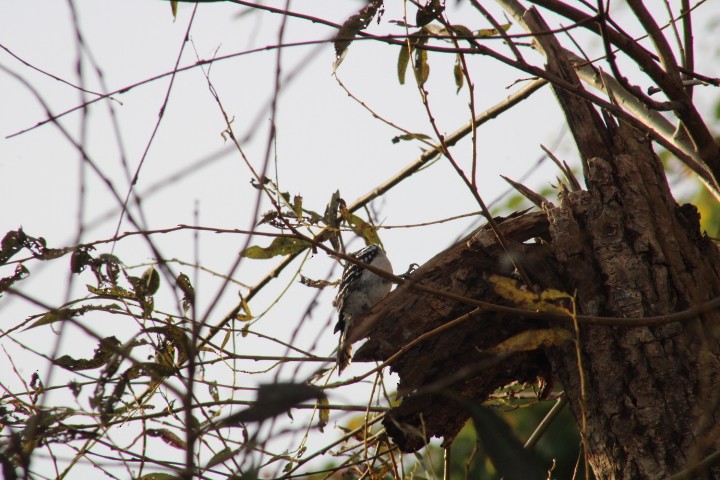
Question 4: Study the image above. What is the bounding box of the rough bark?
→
[351,7,720,479]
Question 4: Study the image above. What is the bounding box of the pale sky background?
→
[1,1,719,478]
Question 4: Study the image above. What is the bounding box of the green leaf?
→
[235,295,253,322]
[414,47,430,86]
[454,54,464,93]
[241,237,311,259]
[140,266,161,296]
[206,447,235,469]
[475,23,512,38]
[175,273,195,313]
[170,1,178,20]
[339,205,381,246]
[398,42,413,85]
[469,404,546,480]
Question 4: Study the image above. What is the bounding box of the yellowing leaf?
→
[176,273,195,313]
[450,24,473,39]
[220,329,232,351]
[414,48,430,86]
[234,295,253,322]
[454,54,464,93]
[489,274,572,314]
[484,329,573,356]
[475,23,511,38]
[242,237,311,259]
[292,195,303,219]
[339,205,381,246]
[317,396,330,432]
[398,42,412,85]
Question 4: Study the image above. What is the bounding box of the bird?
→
[333,244,393,373]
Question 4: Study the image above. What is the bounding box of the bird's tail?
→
[337,337,352,374]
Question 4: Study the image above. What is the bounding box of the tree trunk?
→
[547,129,720,479]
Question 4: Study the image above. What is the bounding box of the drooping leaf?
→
[147,325,191,365]
[209,381,220,402]
[317,396,330,432]
[415,0,444,27]
[323,190,343,252]
[53,336,122,371]
[339,203,381,246]
[220,329,232,350]
[235,295,253,322]
[241,237,311,259]
[140,266,161,296]
[454,54,464,93]
[170,1,178,20]
[93,253,122,285]
[334,0,383,67]
[292,195,303,219]
[0,228,26,264]
[70,246,95,274]
[397,41,412,85]
[414,45,430,86]
[175,273,195,313]
[483,328,573,356]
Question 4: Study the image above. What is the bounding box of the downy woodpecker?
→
[333,245,393,373]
